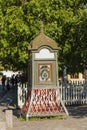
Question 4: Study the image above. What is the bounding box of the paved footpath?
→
[9,105,87,130]
[0,86,87,130]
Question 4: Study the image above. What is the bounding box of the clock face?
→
[38,63,52,84]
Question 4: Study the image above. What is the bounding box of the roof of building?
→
[28,25,58,51]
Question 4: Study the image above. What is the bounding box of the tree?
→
[0,0,87,73]
[0,5,29,70]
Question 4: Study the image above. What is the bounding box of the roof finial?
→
[40,21,44,34]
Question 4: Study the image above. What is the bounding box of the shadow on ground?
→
[67,105,87,118]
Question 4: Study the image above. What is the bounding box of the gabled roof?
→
[28,25,58,51]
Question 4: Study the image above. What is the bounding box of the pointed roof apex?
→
[28,22,59,51]
[40,21,44,34]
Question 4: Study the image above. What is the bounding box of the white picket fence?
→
[17,82,87,108]
[17,82,28,108]
[59,82,87,105]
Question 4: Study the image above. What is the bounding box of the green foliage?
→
[0,0,87,73]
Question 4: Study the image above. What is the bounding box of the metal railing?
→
[59,82,87,105]
[17,82,28,108]
[17,82,87,108]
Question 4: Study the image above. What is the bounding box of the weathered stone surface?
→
[0,122,6,130]
[5,110,13,128]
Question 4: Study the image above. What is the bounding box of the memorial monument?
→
[21,24,68,120]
